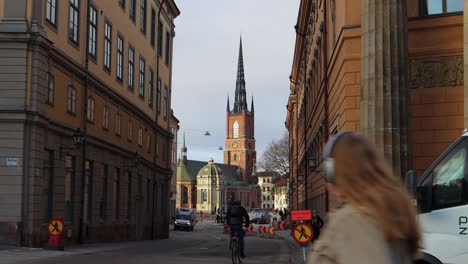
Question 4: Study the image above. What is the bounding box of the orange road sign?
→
[292,223,313,245]
[48,218,64,236]
[258,226,266,233]
[278,221,286,230]
[246,225,253,233]
[268,226,275,235]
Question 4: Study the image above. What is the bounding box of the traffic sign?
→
[292,223,313,246]
[48,217,64,236]
[291,210,312,221]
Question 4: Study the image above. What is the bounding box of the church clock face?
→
[232,142,238,149]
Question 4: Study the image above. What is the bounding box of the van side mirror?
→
[405,170,418,198]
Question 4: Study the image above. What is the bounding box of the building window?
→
[119,0,125,8]
[157,78,161,114]
[46,0,57,26]
[163,86,168,118]
[128,47,135,89]
[104,21,112,70]
[88,5,97,58]
[182,186,188,204]
[47,73,55,105]
[129,0,136,21]
[150,9,156,47]
[420,0,463,16]
[138,128,143,146]
[157,20,163,56]
[126,171,132,221]
[140,0,147,34]
[103,106,109,129]
[100,164,108,223]
[127,120,133,141]
[165,31,170,65]
[147,135,151,153]
[65,155,75,223]
[201,189,207,203]
[139,58,145,98]
[149,69,154,107]
[233,121,239,138]
[69,0,80,44]
[114,168,120,221]
[117,35,124,81]
[87,97,95,122]
[67,86,76,114]
[234,154,237,161]
[111,115,119,137]
[85,160,93,223]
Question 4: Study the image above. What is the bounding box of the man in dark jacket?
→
[226,200,250,258]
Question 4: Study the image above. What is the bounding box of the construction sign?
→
[48,217,64,236]
[292,223,313,246]
[291,210,312,221]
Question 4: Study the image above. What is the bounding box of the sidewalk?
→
[275,229,311,264]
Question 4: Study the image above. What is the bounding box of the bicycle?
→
[229,231,242,264]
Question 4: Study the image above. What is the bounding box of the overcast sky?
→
[172,0,300,163]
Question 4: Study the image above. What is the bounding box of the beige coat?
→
[307,204,413,264]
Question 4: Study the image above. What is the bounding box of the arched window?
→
[182,186,188,204]
[233,121,239,138]
[234,154,238,161]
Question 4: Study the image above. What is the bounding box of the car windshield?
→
[176,214,191,220]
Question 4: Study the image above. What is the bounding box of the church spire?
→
[181,131,187,162]
[251,95,254,112]
[233,36,247,113]
[227,94,230,112]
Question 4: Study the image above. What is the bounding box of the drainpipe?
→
[78,0,91,244]
[152,0,167,240]
[323,0,330,214]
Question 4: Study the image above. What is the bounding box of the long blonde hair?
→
[331,133,421,257]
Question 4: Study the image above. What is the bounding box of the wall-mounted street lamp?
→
[60,128,85,159]
[308,154,316,169]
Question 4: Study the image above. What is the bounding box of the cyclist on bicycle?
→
[226,200,250,258]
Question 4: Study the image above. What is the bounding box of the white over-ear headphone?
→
[323,131,354,183]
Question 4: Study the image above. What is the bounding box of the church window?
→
[182,186,188,204]
[201,189,207,203]
[233,121,239,138]
[234,154,238,161]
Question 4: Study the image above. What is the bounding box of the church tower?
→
[224,37,256,184]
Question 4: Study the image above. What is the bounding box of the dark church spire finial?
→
[227,94,230,112]
[233,36,247,114]
[251,95,254,112]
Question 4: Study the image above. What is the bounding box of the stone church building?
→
[176,39,260,213]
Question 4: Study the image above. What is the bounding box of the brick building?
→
[0,0,179,246]
[286,0,464,217]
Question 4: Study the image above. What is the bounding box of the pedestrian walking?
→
[311,211,323,242]
[307,132,421,264]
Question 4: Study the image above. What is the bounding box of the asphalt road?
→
[0,221,292,264]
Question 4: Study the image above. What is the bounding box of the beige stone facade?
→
[0,0,179,247]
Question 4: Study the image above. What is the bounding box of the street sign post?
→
[291,210,312,221]
[45,216,65,251]
[292,222,314,262]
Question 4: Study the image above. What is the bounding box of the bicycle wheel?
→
[231,239,238,264]
[237,239,242,263]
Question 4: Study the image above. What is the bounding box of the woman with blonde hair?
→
[307,131,421,264]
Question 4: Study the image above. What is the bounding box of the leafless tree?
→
[258,132,289,176]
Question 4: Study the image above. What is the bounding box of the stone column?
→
[464,0,468,128]
[360,0,412,178]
